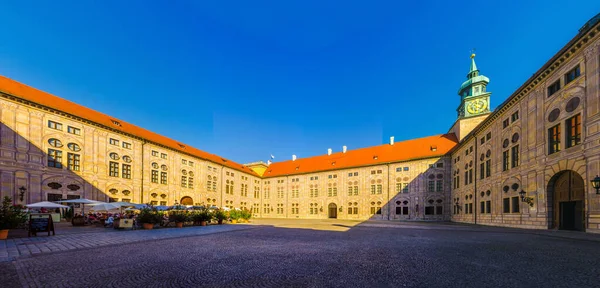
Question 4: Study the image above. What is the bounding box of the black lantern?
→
[519,190,534,207]
[591,175,600,194]
[18,186,26,202]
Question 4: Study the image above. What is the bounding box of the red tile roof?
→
[263,134,458,178]
[0,75,260,176]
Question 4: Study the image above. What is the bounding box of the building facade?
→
[1,14,599,233]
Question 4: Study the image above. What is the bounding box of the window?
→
[425,206,434,215]
[468,169,473,184]
[402,183,409,193]
[436,163,443,168]
[48,149,62,168]
[503,198,510,213]
[189,161,194,167]
[122,156,132,163]
[109,153,119,160]
[486,132,491,141]
[480,201,485,214]
[548,124,561,154]
[502,150,509,171]
[502,118,509,128]
[371,185,376,195]
[48,120,63,130]
[403,167,409,171]
[67,126,81,135]
[396,168,401,172]
[485,160,491,178]
[511,111,519,122]
[188,177,194,189]
[67,143,81,152]
[485,200,491,214]
[161,153,167,159]
[160,172,167,184]
[152,150,159,157]
[151,170,158,183]
[566,114,581,148]
[48,138,63,148]
[181,176,187,187]
[548,80,561,97]
[480,163,485,180]
[511,145,519,168]
[376,185,382,194]
[122,164,131,179]
[511,196,520,213]
[109,162,119,177]
[428,181,435,192]
[436,180,443,192]
[109,138,119,146]
[122,142,132,149]
[67,153,80,171]
[564,65,580,85]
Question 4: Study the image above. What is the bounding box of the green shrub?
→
[169,211,189,223]
[0,196,28,229]
[240,209,252,220]
[191,209,211,223]
[137,206,163,224]
[213,209,228,221]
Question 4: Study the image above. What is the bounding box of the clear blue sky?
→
[0,1,598,164]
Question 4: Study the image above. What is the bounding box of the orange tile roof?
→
[263,134,458,178]
[0,75,260,176]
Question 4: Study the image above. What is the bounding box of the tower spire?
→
[469,53,478,75]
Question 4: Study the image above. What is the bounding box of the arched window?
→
[67,143,81,152]
[48,138,63,148]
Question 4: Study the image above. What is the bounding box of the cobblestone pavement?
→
[2,220,600,287]
[0,224,256,262]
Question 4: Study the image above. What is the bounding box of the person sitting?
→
[104,214,114,228]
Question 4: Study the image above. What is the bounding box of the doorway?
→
[180,196,193,206]
[328,203,337,219]
[549,170,585,231]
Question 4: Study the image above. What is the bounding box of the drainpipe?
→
[474,136,478,225]
[387,164,391,220]
[141,141,146,204]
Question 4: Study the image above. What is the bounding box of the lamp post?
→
[518,190,534,207]
[18,186,26,202]
[591,175,600,194]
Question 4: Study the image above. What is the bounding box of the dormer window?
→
[373,156,378,160]
[111,119,121,126]
[430,146,437,152]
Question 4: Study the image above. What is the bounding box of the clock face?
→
[467,99,487,114]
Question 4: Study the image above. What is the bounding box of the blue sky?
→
[0,1,598,164]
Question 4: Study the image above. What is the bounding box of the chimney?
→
[390,136,395,145]
[292,155,297,161]
[327,148,332,156]
[342,146,347,153]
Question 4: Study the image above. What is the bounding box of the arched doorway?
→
[180,196,193,206]
[548,170,585,231]
[328,203,337,219]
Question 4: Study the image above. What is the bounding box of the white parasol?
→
[26,201,70,209]
[56,198,104,214]
[88,203,121,212]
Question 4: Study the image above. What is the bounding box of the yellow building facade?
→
[0,13,599,233]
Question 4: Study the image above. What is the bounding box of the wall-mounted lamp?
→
[339,206,343,212]
[591,175,600,194]
[319,207,323,212]
[18,186,26,202]
[518,190,534,207]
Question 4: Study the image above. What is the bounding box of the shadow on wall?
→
[0,123,109,210]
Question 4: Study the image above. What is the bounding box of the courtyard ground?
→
[1,219,599,287]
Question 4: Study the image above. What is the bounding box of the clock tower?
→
[449,54,492,141]
[457,53,491,118]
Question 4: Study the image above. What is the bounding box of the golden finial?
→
[470,48,476,59]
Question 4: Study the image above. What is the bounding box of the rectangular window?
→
[395,168,401,172]
[485,160,491,178]
[109,138,119,146]
[548,80,561,97]
[428,181,435,192]
[480,201,485,214]
[502,118,509,128]
[469,203,473,214]
[160,172,167,184]
[511,145,520,168]
[464,171,468,186]
[109,162,119,177]
[566,114,581,148]
[371,185,376,195]
[511,196,520,213]
[182,159,187,165]
[403,167,409,171]
[67,153,80,171]
[353,172,358,176]
[152,170,158,183]
[152,150,158,157]
[503,150,509,171]
[480,137,485,145]
[436,163,443,168]
[376,185,382,194]
[503,198,510,213]
[402,183,409,193]
[349,173,353,177]
[189,161,194,167]
[511,111,519,122]
[48,120,63,130]
[456,176,460,189]
[67,126,81,135]
[548,124,561,154]
[468,169,473,184]
[122,142,132,149]
[486,132,491,141]
[181,176,187,187]
[480,163,485,180]
[564,65,580,85]
[188,177,194,189]
[122,164,131,179]
[425,206,434,215]
[354,186,358,196]
[436,206,443,215]
[161,153,167,159]
[485,200,491,214]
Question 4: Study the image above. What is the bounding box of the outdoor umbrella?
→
[88,203,121,212]
[56,198,104,215]
[26,201,69,209]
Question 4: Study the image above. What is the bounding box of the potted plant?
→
[240,209,252,223]
[137,206,161,230]
[213,209,227,225]
[0,196,28,240]
[169,211,188,228]
[64,207,74,222]
[191,210,211,226]
[229,209,241,224]
[71,213,85,226]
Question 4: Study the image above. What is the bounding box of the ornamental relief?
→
[501,124,522,142]
[544,84,584,111]
[0,101,18,110]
